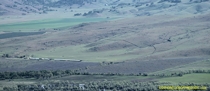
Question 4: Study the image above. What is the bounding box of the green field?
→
[158,73,210,84]
[0,17,115,32]
[151,59,210,75]
[54,75,150,82]
[30,45,141,62]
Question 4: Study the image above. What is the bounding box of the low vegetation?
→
[0,17,115,32]
[0,32,45,39]
[0,0,210,90]
[1,69,210,91]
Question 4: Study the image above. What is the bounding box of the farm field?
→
[0,17,116,32]
[25,13,210,63]
[0,58,100,72]
[54,75,151,82]
[151,59,210,75]
[31,45,142,62]
[0,32,45,39]
[0,0,210,90]
[0,57,209,74]
[158,73,210,84]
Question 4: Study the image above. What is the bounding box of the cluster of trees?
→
[82,9,104,16]
[1,54,11,58]
[74,13,82,16]
[191,0,209,3]
[0,70,150,80]
[3,81,160,91]
[1,54,28,59]
[3,80,210,91]
[0,70,77,80]
[158,0,181,3]
[52,0,97,7]
[1,69,209,80]
[1,69,210,91]
[152,70,210,77]
[22,0,51,6]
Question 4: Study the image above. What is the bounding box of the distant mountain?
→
[51,0,97,6]
[0,0,54,15]
[0,0,209,16]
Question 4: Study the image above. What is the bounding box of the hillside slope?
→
[0,0,53,15]
[0,0,210,16]
[0,13,209,62]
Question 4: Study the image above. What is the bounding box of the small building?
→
[28,57,40,60]
[79,84,85,90]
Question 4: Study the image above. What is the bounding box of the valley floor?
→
[0,10,210,91]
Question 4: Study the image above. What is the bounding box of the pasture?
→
[30,45,141,62]
[0,32,45,39]
[158,73,210,84]
[0,17,115,32]
[151,59,210,75]
[0,58,100,72]
[54,75,150,83]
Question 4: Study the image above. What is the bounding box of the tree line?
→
[0,69,149,80]
[3,80,210,91]
[151,70,210,77]
[1,69,210,80]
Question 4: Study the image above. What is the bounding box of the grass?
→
[150,59,210,75]
[0,32,45,39]
[28,30,152,62]
[158,73,210,84]
[0,79,36,90]
[0,58,40,69]
[30,44,141,62]
[0,17,115,32]
[54,75,150,83]
[0,47,16,56]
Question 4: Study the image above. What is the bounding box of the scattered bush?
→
[22,13,26,15]
[74,13,81,16]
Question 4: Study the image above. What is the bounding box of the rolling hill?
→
[0,0,210,16]
[1,13,209,62]
[0,0,210,90]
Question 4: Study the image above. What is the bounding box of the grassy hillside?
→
[31,44,141,62]
[18,14,209,62]
[0,0,210,90]
[0,14,209,75]
[1,0,210,17]
[1,14,209,62]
